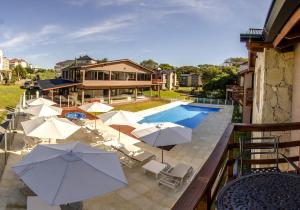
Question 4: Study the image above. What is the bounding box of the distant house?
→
[54,55,97,74]
[54,60,75,73]
[0,50,12,81]
[76,55,97,65]
[38,59,156,103]
[152,69,177,90]
[179,73,202,87]
[9,58,29,69]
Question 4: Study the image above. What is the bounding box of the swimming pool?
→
[65,112,86,120]
[139,105,220,129]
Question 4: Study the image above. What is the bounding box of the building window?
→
[111,72,137,80]
[85,70,109,80]
[137,73,151,81]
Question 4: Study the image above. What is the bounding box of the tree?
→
[223,57,247,67]
[203,71,238,98]
[176,66,200,74]
[159,63,174,71]
[140,59,159,70]
[13,65,27,80]
[98,58,108,63]
[198,65,222,84]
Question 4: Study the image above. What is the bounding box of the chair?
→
[112,145,156,167]
[234,136,300,178]
[159,163,193,189]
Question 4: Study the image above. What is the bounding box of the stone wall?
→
[252,48,294,124]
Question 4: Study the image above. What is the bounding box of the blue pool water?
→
[139,105,220,129]
[65,112,86,119]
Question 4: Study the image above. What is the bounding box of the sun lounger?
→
[159,163,193,189]
[112,145,156,167]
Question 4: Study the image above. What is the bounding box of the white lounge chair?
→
[159,163,193,189]
[112,145,156,167]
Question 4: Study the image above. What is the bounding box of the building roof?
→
[37,79,81,91]
[77,55,94,61]
[56,60,74,66]
[240,1,300,43]
[81,59,154,73]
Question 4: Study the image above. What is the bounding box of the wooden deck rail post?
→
[226,131,235,182]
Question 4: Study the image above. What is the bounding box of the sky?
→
[0,0,272,69]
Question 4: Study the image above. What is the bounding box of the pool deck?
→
[0,101,233,210]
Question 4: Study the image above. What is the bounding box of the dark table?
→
[217,172,300,210]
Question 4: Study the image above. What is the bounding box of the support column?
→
[51,90,54,101]
[158,84,161,98]
[291,43,300,163]
[108,89,111,104]
[135,88,138,101]
[81,89,85,105]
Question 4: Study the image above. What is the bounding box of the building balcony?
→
[226,85,244,102]
[152,79,163,84]
[82,80,152,88]
[172,122,300,210]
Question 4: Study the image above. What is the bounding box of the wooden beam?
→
[246,42,273,52]
[277,37,300,50]
[274,7,300,48]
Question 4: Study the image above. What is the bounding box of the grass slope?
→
[0,85,24,122]
[113,99,169,112]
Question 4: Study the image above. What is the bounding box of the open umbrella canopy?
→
[98,110,143,127]
[26,98,56,106]
[21,117,80,139]
[80,102,113,113]
[132,122,192,147]
[24,104,62,117]
[12,142,127,206]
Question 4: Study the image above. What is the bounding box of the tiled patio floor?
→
[0,102,233,210]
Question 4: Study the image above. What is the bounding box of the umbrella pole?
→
[118,125,121,144]
[161,149,163,163]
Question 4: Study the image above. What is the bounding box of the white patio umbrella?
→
[132,122,192,162]
[12,141,127,206]
[80,102,113,113]
[98,111,143,142]
[21,117,80,143]
[24,104,62,117]
[27,98,56,106]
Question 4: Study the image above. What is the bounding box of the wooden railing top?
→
[172,121,300,210]
[172,124,235,210]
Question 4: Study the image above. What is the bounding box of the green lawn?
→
[0,85,24,122]
[113,99,169,112]
[143,90,187,100]
[177,87,193,92]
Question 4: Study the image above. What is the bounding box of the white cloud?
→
[69,15,136,39]
[0,34,28,48]
[65,0,136,6]
[0,24,63,49]
[26,53,49,60]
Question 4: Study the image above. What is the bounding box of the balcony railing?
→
[172,122,300,210]
[226,85,244,102]
[152,79,163,84]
